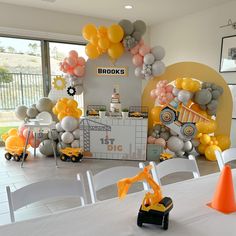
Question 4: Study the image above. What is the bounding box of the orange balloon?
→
[97,26,107,38]
[52,106,58,115]
[67,99,78,108]
[5,136,25,149]
[56,101,66,112]
[8,128,18,136]
[90,35,99,46]
[190,103,202,113]
[108,43,124,59]
[59,98,69,103]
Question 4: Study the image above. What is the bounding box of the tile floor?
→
[0,147,220,225]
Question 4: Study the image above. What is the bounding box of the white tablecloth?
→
[1,170,236,236]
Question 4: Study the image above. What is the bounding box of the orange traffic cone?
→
[207,165,236,214]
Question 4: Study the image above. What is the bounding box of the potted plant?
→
[122,108,129,119]
[99,107,106,118]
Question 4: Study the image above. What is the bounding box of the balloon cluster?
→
[83,23,124,60]
[149,77,231,161]
[150,80,174,105]
[134,45,166,80]
[195,120,230,161]
[119,19,146,50]
[15,97,54,121]
[60,50,86,77]
[148,124,170,147]
[52,98,82,121]
[194,82,223,116]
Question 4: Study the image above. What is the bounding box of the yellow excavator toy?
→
[117,165,173,230]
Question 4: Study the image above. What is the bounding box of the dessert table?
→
[1,170,236,236]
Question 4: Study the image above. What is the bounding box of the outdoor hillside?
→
[0,52,63,74]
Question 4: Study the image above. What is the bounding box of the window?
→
[0,36,85,111]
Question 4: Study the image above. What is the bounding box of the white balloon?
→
[143,53,155,65]
[72,129,80,139]
[61,116,78,132]
[183,141,193,152]
[152,61,166,77]
[167,136,184,152]
[71,140,80,148]
[56,122,64,132]
[151,46,165,60]
[177,90,192,105]
[61,132,74,144]
[134,67,143,77]
[172,87,180,96]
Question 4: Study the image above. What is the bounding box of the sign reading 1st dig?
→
[89,125,136,156]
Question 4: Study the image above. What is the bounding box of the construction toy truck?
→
[160,100,210,140]
[118,165,173,230]
[59,147,83,162]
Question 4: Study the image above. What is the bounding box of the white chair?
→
[150,155,200,185]
[6,175,86,223]
[86,165,149,204]
[215,148,236,171]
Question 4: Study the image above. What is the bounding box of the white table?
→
[1,171,236,236]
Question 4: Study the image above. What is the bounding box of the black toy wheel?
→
[180,123,196,139]
[5,153,12,160]
[60,155,68,161]
[71,156,79,162]
[137,214,143,227]
[78,154,83,162]
[162,213,169,230]
[160,108,176,125]
[13,155,21,162]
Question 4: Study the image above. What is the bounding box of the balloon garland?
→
[149,78,231,161]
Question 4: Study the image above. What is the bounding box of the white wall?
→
[150,0,236,146]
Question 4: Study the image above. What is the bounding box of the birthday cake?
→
[110,85,121,113]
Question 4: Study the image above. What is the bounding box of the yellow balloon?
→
[175,78,183,89]
[8,128,18,136]
[85,43,100,59]
[98,37,110,50]
[196,120,217,134]
[107,24,124,43]
[59,98,69,103]
[182,78,192,91]
[90,35,99,46]
[52,106,58,115]
[151,106,162,123]
[56,101,66,112]
[67,99,78,108]
[216,135,231,151]
[192,80,201,92]
[200,134,211,145]
[197,143,207,154]
[58,112,67,121]
[97,26,107,38]
[82,24,97,41]
[77,109,82,117]
[205,145,221,161]
[108,43,124,59]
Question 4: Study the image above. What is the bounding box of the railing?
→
[0,72,44,110]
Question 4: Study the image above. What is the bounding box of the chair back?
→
[7,175,86,223]
[150,155,200,185]
[215,148,236,171]
[86,165,148,204]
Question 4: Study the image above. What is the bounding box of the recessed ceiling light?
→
[124,5,133,9]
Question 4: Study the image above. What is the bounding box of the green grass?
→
[0,126,17,141]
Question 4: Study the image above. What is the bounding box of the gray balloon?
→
[72,128,80,139]
[48,129,59,141]
[71,140,80,148]
[132,31,142,42]
[75,85,84,95]
[211,90,221,100]
[118,19,134,35]
[207,109,217,116]
[152,61,166,76]
[26,107,39,118]
[216,86,223,95]
[133,20,146,35]
[123,36,137,49]
[207,100,218,110]
[56,122,64,132]
[160,132,170,141]
[143,53,155,65]
[39,139,56,157]
[36,97,53,112]
[57,142,70,152]
[151,46,165,60]
[15,105,28,120]
[167,136,184,152]
[153,124,161,132]
[134,67,143,77]
[175,151,185,157]
[199,104,207,110]
[194,89,212,105]
[170,129,178,136]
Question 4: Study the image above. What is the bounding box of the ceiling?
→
[0,0,234,25]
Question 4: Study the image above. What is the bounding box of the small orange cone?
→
[207,165,236,214]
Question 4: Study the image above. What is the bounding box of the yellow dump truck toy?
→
[60,147,83,162]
